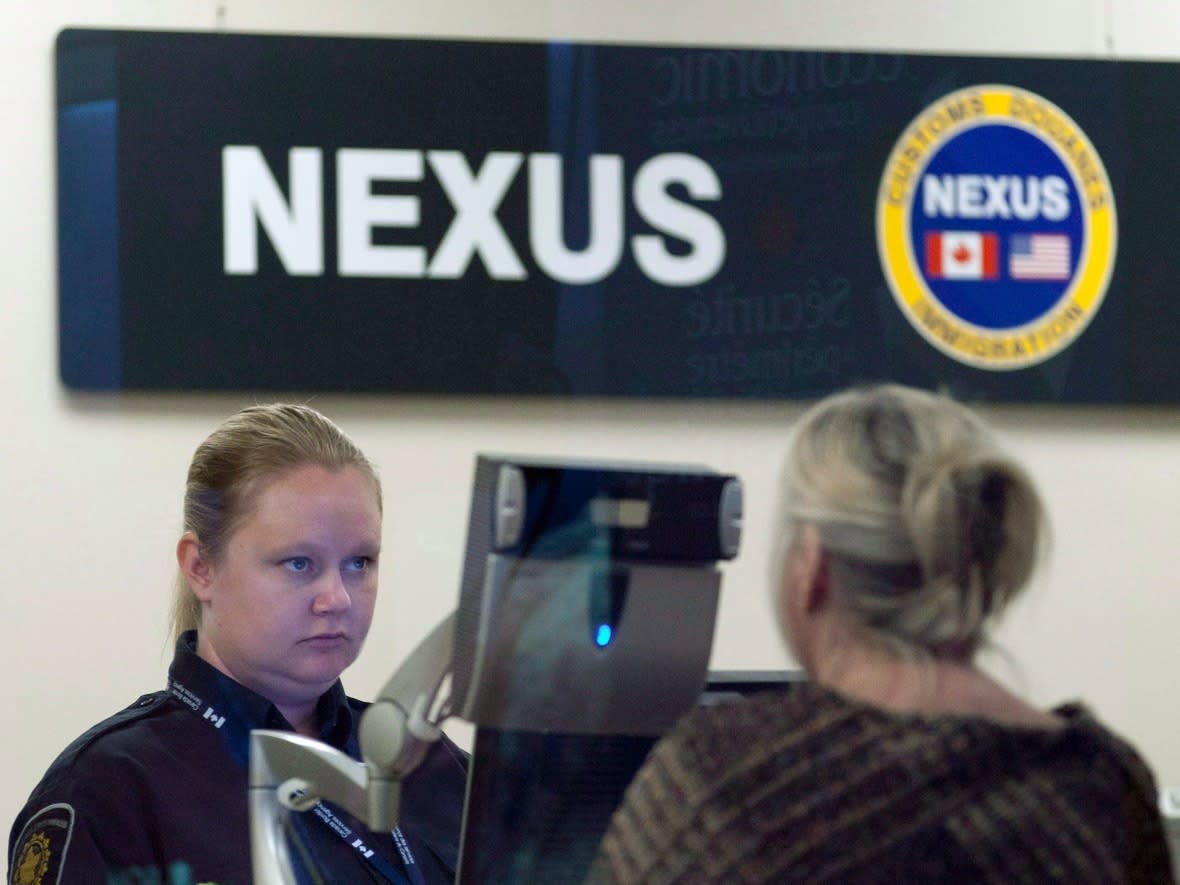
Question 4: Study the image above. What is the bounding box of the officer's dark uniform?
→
[8,632,468,885]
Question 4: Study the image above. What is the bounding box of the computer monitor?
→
[447,454,752,883]
[455,670,804,885]
[449,455,743,737]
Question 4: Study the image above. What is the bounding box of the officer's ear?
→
[177,531,216,603]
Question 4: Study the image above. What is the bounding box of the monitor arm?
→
[249,612,456,884]
[358,610,456,829]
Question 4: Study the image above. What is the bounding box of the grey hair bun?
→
[783,384,1045,657]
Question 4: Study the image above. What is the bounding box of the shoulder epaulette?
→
[51,691,172,770]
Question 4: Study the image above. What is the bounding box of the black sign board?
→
[55,29,1180,402]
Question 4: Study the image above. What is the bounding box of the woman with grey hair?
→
[593,383,1172,884]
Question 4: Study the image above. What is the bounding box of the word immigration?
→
[222,146,728,287]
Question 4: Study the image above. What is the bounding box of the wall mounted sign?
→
[56,29,1180,402]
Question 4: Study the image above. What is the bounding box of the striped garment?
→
[590,683,1173,884]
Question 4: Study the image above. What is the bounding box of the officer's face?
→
[187,464,382,716]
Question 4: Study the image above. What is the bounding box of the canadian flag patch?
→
[925,231,998,279]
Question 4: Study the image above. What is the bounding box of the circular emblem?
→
[876,84,1116,369]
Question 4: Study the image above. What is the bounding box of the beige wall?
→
[5,0,1179,842]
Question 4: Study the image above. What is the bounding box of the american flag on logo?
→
[1009,234,1071,281]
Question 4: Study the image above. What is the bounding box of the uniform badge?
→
[10,804,73,885]
[877,84,1116,369]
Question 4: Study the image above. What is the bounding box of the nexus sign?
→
[223,146,726,287]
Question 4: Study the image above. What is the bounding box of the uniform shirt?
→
[9,632,468,885]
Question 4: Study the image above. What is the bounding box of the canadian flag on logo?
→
[925,231,999,279]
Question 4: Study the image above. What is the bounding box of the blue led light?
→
[594,624,613,647]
